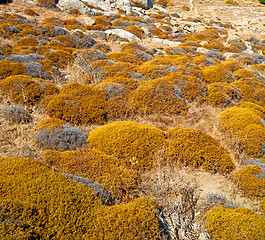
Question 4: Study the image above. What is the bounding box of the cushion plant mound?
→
[0,75,58,105]
[166,127,235,174]
[44,83,107,125]
[92,196,161,239]
[42,148,139,201]
[129,78,189,116]
[205,206,265,240]
[0,157,101,239]
[87,121,167,171]
[219,106,265,157]
[233,165,265,199]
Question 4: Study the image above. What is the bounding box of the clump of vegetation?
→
[15,37,38,47]
[3,106,32,123]
[43,50,72,69]
[44,83,107,124]
[42,148,139,201]
[207,82,242,107]
[107,52,143,65]
[0,157,101,239]
[233,165,265,199]
[92,197,161,239]
[219,106,265,157]
[202,65,234,84]
[36,118,88,151]
[166,127,235,173]
[0,75,58,105]
[129,78,189,116]
[87,121,167,171]
[205,206,265,239]
[0,60,26,79]
[23,9,39,16]
[37,0,57,8]
[98,77,139,120]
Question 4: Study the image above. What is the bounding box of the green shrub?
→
[91,197,161,239]
[42,148,139,201]
[87,121,167,171]
[0,157,101,239]
[205,206,265,240]
[166,127,235,173]
[233,165,265,199]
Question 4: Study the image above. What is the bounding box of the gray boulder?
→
[105,29,140,42]
[57,0,97,15]
[131,0,153,9]
[5,53,45,63]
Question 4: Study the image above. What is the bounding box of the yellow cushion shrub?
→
[220,59,242,72]
[166,127,235,173]
[124,25,145,39]
[36,117,67,130]
[129,78,188,115]
[0,157,101,239]
[207,82,242,107]
[234,68,257,80]
[98,77,140,120]
[43,50,72,68]
[193,55,218,67]
[202,65,234,84]
[107,52,143,65]
[161,73,207,102]
[15,37,38,47]
[220,107,265,157]
[0,60,26,79]
[87,121,167,171]
[230,78,265,106]
[91,197,160,239]
[42,148,139,201]
[45,83,107,125]
[233,165,265,198]
[237,102,265,118]
[137,62,171,79]
[0,44,13,57]
[219,107,264,134]
[205,206,265,240]
[0,75,58,105]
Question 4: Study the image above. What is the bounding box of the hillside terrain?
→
[0,0,265,239]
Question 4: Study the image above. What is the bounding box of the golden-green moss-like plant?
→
[0,44,13,57]
[87,121,167,171]
[45,83,107,125]
[98,77,140,120]
[234,68,257,80]
[43,50,72,69]
[0,75,58,105]
[129,78,189,116]
[219,107,265,157]
[237,102,265,118]
[190,30,219,41]
[233,165,265,199]
[230,78,265,106]
[91,197,161,239]
[120,41,151,54]
[99,62,138,79]
[193,55,218,67]
[166,127,235,173]
[207,82,242,107]
[220,59,242,72]
[124,25,145,39]
[0,157,101,239]
[36,117,67,130]
[205,206,265,240]
[15,37,38,47]
[42,148,139,201]
[107,52,143,65]
[161,73,207,102]
[202,41,224,52]
[0,60,26,79]
[202,65,234,84]
[219,107,264,133]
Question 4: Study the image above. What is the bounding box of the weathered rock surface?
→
[105,29,141,42]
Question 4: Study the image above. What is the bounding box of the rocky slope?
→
[0,0,265,239]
